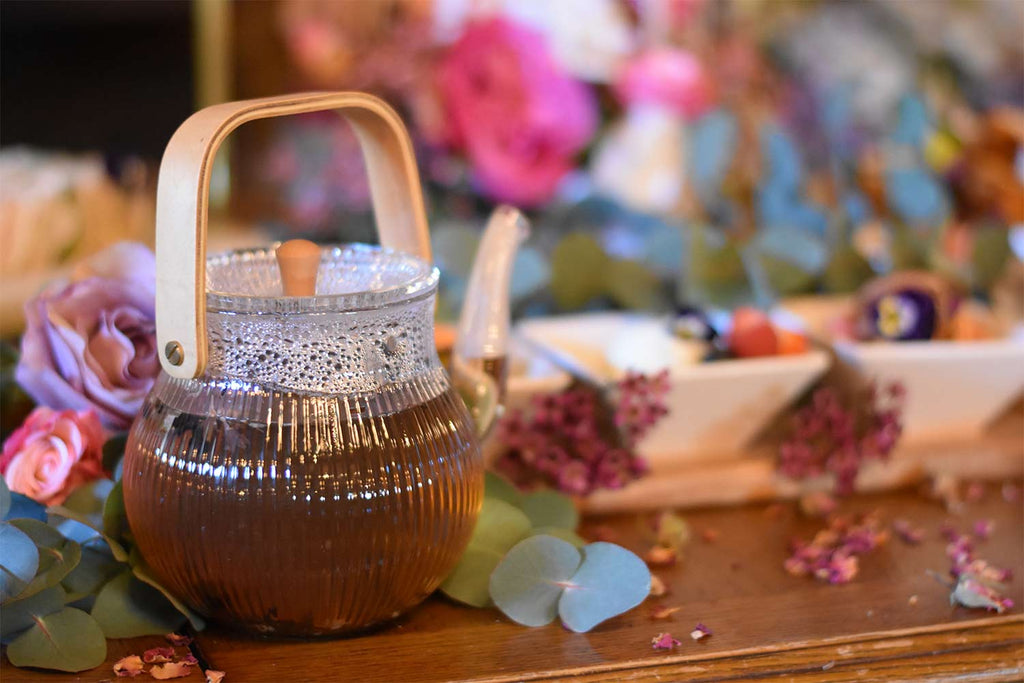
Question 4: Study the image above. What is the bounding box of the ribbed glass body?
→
[122,246,482,636]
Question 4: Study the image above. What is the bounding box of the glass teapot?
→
[122,92,526,636]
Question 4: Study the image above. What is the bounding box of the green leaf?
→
[102,479,128,545]
[5,492,47,522]
[61,479,114,518]
[822,245,874,294]
[605,259,666,310]
[129,548,205,630]
[484,471,522,507]
[519,490,579,531]
[530,527,586,548]
[8,519,82,600]
[760,254,817,296]
[489,535,582,627]
[48,506,129,562]
[440,498,532,607]
[6,606,107,672]
[0,522,39,601]
[61,541,122,601]
[2,585,66,640]
[558,542,651,633]
[0,477,10,519]
[971,227,1010,291]
[101,433,129,475]
[550,233,610,310]
[91,570,185,638]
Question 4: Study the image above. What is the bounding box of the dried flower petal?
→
[1002,482,1020,503]
[205,671,225,683]
[144,647,175,664]
[892,519,924,545]
[690,623,712,641]
[799,491,837,518]
[150,662,193,680]
[650,605,681,619]
[653,511,690,550]
[699,528,719,544]
[964,482,986,503]
[908,594,918,605]
[644,545,678,567]
[114,655,145,678]
[649,574,668,597]
[165,633,192,647]
[785,514,883,585]
[651,632,682,649]
[972,519,994,541]
[181,654,199,666]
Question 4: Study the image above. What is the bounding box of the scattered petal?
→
[964,482,986,503]
[651,632,682,649]
[785,514,884,585]
[690,622,712,641]
[644,545,678,567]
[165,633,192,647]
[205,671,225,683]
[822,661,835,671]
[650,605,681,619]
[150,662,193,680]
[930,474,963,512]
[799,491,837,518]
[908,594,918,606]
[892,519,924,545]
[144,647,175,664]
[653,511,690,550]
[649,574,668,597]
[972,519,994,541]
[181,654,199,666]
[1002,483,1020,503]
[114,655,145,678]
[699,528,719,544]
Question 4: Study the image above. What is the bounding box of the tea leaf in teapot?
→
[484,471,523,507]
[7,519,82,601]
[0,521,38,601]
[1,585,66,641]
[489,535,582,627]
[550,233,610,310]
[529,526,586,548]
[128,548,206,631]
[5,606,107,672]
[519,490,579,531]
[558,542,651,633]
[90,570,185,638]
[441,497,532,607]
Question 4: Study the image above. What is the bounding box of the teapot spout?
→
[452,205,530,437]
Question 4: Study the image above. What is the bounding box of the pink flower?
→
[438,18,597,206]
[1,407,106,505]
[16,242,157,429]
[614,49,714,121]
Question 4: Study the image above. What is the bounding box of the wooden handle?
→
[155,92,431,379]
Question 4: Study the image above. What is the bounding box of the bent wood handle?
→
[155,92,431,379]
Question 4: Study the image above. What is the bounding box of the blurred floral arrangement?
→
[266,0,1023,318]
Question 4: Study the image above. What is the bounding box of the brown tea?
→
[123,382,482,637]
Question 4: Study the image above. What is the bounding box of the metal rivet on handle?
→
[165,341,185,366]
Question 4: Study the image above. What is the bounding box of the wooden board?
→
[4,485,1021,682]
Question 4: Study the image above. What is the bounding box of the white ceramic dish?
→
[784,296,1024,442]
[516,313,829,471]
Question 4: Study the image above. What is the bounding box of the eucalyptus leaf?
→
[61,541,122,601]
[129,548,205,630]
[519,490,579,531]
[0,522,39,601]
[6,492,46,522]
[558,542,651,633]
[49,506,129,562]
[62,478,115,519]
[550,233,610,310]
[489,535,581,627]
[1,585,66,640]
[605,259,666,310]
[102,479,128,544]
[0,477,10,519]
[6,606,107,672]
[102,433,129,475]
[441,498,532,607]
[91,570,185,638]
[484,471,523,507]
[530,527,585,548]
[8,519,82,600]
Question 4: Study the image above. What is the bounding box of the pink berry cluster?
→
[779,381,905,495]
[784,513,887,584]
[944,524,1014,612]
[495,371,669,495]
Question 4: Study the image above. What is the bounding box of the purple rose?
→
[16,242,157,430]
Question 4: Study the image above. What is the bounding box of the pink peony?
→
[438,18,598,206]
[1,407,106,505]
[16,242,157,430]
[614,48,714,121]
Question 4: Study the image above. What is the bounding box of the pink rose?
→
[614,48,714,121]
[438,18,598,206]
[16,242,157,430]
[1,407,106,506]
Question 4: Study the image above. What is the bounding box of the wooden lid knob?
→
[276,239,321,296]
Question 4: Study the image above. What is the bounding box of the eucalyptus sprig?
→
[0,440,202,674]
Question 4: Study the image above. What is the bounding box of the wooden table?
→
[3,486,1022,682]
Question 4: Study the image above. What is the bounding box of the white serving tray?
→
[516,313,829,471]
